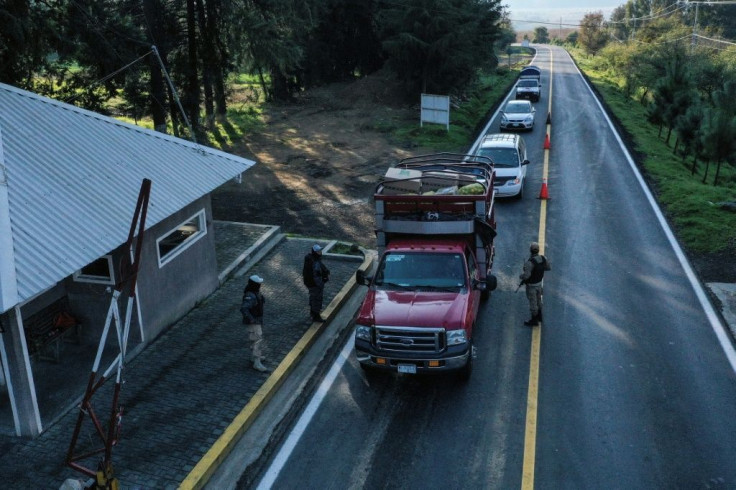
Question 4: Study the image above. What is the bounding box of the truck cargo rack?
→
[374,153,497,272]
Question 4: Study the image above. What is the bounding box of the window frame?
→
[73,255,115,285]
[156,209,207,268]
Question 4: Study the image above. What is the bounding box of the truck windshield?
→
[374,252,466,290]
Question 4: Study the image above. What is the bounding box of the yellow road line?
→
[180,253,373,489]
[521,324,541,489]
[521,48,553,490]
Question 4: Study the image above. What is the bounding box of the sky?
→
[503,0,619,30]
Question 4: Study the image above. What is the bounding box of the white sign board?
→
[420,93,450,131]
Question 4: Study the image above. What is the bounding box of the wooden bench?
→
[24,298,82,363]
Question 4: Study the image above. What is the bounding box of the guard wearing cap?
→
[240,274,270,372]
[519,242,551,327]
[303,244,330,322]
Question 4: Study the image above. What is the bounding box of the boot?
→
[253,358,270,372]
[537,309,543,324]
[524,314,539,327]
[311,311,325,322]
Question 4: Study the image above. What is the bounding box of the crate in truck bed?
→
[376,153,496,234]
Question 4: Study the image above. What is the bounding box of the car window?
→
[505,102,531,113]
[519,80,537,87]
[476,147,520,168]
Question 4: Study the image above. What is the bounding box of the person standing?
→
[519,242,551,327]
[240,274,270,372]
[303,244,330,322]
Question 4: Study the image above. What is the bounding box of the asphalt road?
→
[251,46,736,489]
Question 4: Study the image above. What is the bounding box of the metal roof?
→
[0,83,255,313]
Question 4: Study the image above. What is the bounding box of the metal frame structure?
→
[66,179,151,488]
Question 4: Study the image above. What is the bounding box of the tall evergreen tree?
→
[0,0,54,88]
[379,0,502,96]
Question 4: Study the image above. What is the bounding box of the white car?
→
[474,133,530,199]
[500,100,535,131]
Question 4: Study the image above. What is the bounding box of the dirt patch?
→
[211,71,736,284]
[212,70,423,248]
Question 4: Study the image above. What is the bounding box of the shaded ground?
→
[211,71,736,284]
[212,71,422,249]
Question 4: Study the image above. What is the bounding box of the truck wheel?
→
[458,341,474,381]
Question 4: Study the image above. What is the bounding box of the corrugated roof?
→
[0,83,255,313]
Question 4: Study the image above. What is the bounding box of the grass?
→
[389,65,523,153]
[569,47,736,254]
[328,241,362,256]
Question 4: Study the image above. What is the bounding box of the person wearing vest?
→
[240,274,269,372]
[303,244,330,322]
[519,242,551,327]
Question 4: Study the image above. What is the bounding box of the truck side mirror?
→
[522,159,531,166]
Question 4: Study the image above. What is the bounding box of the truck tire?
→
[458,341,474,381]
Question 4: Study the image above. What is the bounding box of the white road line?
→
[256,332,354,489]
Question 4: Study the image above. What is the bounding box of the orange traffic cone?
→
[538,178,549,199]
[543,134,550,150]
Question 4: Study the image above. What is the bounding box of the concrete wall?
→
[136,195,219,341]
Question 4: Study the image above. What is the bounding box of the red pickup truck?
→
[354,153,498,380]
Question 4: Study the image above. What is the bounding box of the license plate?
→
[398,364,417,374]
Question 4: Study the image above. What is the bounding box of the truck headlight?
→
[446,329,467,346]
[355,325,372,341]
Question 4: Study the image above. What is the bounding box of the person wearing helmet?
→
[519,242,550,327]
[240,274,270,372]
[303,244,330,322]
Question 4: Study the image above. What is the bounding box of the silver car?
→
[500,100,535,131]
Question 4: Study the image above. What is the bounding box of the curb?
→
[217,224,282,285]
[180,245,374,489]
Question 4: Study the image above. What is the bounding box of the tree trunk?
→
[185,0,200,136]
[713,159,722,186]
[195,0,214,128]
[702,160,710,184]
[143,0,168,133]
[256,65,271,101]
[207,0,228,118]
[271,68,290,101]
[690,157,698,176]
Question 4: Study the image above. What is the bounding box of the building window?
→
[74,255,115,285]
[157,210,207,267]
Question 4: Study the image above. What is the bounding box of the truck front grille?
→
[375,326,445,354]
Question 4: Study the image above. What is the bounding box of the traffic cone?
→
[543,134,550,150]
[538,178,549,199]
[546,112,551,124]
